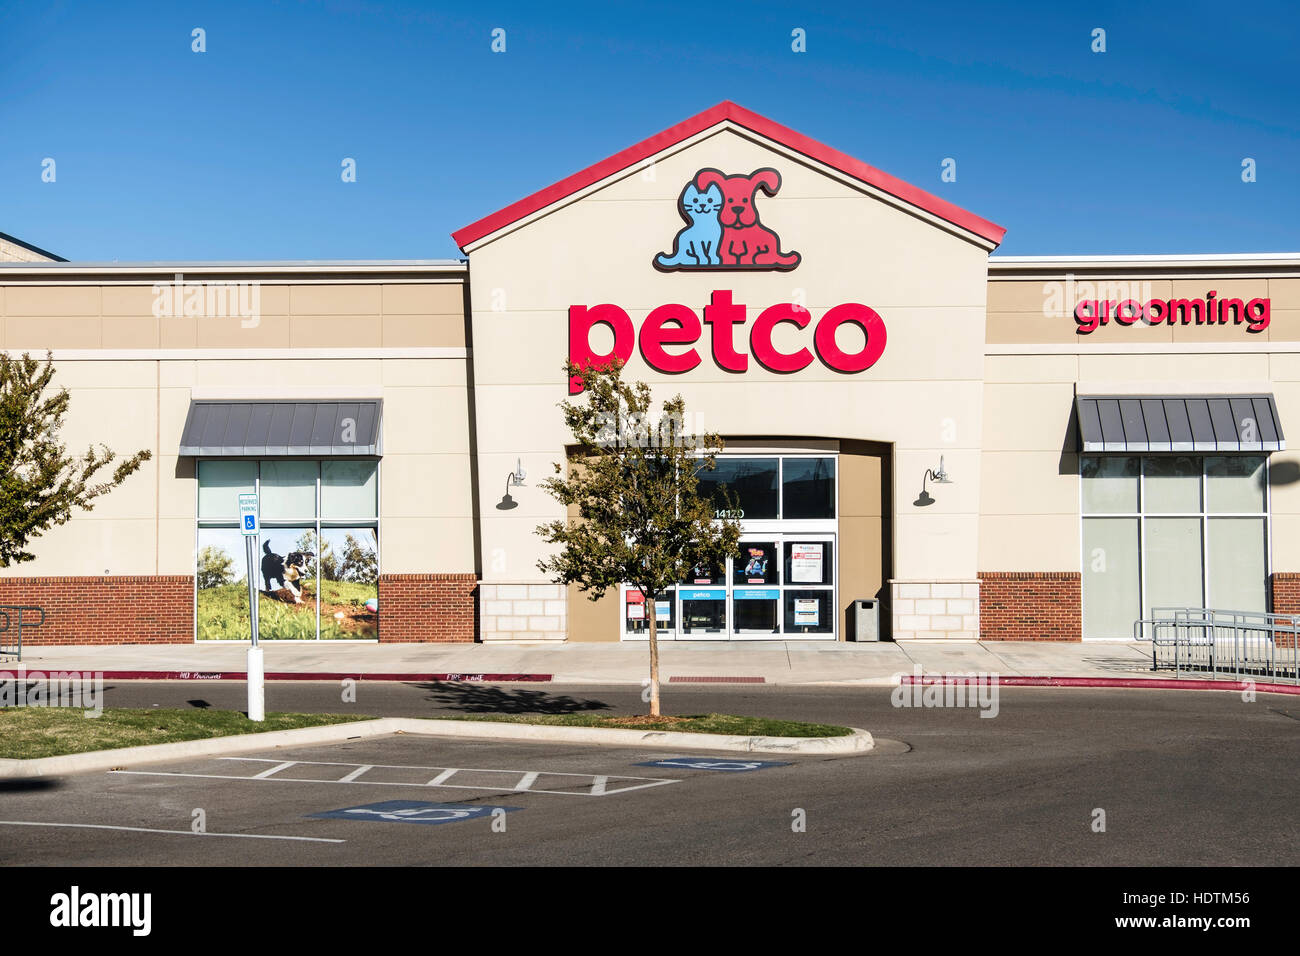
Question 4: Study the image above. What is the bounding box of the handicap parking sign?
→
[634,757,791,772]
[309,800,522,825]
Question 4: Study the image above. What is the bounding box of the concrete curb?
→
[0,717,872,779]
[903,675,1300,696]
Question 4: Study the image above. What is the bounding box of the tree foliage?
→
[0,352,152,567]
[536,360,741,715]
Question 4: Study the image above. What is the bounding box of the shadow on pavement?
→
[0,778,63,793]
[418,681,611,715]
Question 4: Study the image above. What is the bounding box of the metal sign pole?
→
[239,493,265,722]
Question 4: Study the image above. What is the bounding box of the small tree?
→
[536,360,741,716]
[0,352,152,567]
[196,545,235,590]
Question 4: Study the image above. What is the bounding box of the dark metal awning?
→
[179,400,382,456]
[1076,394,1284,454]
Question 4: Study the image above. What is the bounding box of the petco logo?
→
[50,886,151,936]
[653,167,801,271]
[891,667,1000,718]
[0,667,103,717]
[568,290,887,393]
[151,272,261,328]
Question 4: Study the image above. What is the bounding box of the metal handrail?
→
[0,605,46,663]
[1134,606,1299,684]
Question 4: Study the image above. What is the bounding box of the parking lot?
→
[0,734,861,866]
[2,686,1297,866]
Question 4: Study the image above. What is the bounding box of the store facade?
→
[1,102,1297,645]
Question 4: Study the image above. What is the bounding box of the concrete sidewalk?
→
[4,640,1160,685]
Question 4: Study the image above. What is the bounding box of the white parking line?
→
[253,761,298,779]
[0,820,344,843]
[110,756,679,797]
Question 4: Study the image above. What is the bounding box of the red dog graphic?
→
[694,167,801,270]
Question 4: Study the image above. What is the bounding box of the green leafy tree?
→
[0,352,152,567]
[338,532,378,584]
[196,545,235,590]
[536,360,741,716]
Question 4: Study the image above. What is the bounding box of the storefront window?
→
[1081,456,1139,513]
[196,459,379,641]
[696,458,778,519]
[782,457,836,519]
[1080,456,1269,638]
[1206,456,1266,513]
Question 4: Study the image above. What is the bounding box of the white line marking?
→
[516,771,540,791]
[0,821,344,843]
[337,765,373,783]
[252,761,297,779]
[111,769,679,797]
[590,775,608,796]
[426,768,459,786]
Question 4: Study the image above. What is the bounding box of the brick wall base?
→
[0,576,194,645]
[1269,573,1300,647]
[377,573,478,643]
[979,572,1081,641]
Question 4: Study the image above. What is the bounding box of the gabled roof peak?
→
[452,101,1005,250]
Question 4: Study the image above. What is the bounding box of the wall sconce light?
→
[913,455,952,507]
[496,458,528,510]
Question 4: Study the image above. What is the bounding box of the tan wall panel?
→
[289,284,382,315]
[290,315,383,347]
[893,513,978,579]
[1077,352,1271,384]
[979,514,1079,571]
[1261,310,1300,343]
[840,449,882,517]
[102,316,162,348]
[196,315,291,348]
[382,283,464,315]
[191,359,384,386]
[159,315,198,347]
[380,453,475,518]
[158,454,197,521]
[982,383,1075,452]
[567,584,619,642]
[5,316,101,348]
[381,385,472,455]
[983,354,1079,384]
[381,313,465,348]
[379,516,476,573]
[981,451,1078,515]
[158,516,198,575]
[4,286,99,316]
[381,358,469,388]
[1271,278,1300,311]
[0,518,158,576]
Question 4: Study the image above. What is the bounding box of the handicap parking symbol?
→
[634,757,791,773]
[309,800,522,825]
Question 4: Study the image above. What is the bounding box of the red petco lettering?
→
[568,290,887,393]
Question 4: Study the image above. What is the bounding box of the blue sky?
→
[1,0,1296,260]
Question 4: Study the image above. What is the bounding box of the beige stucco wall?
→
[0,276,476,579]
[982,274,1300,574]
[0,237,55,263]
[466,126,992,625]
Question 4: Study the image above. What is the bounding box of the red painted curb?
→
[81,671,553,683]
[668,676,765,683]
[902,675,1300,695]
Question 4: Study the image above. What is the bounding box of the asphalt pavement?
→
[2,684,1297,865]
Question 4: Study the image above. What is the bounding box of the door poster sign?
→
[790,543,823,583]
[794,599,819,626]
[743,548,769,583]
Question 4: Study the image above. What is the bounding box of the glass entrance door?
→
[621,531,836,641]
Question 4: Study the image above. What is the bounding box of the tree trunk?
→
[645,591,661,717]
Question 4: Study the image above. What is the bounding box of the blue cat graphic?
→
[654,183,723,269]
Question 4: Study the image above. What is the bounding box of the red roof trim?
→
[452,101,1006,250]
